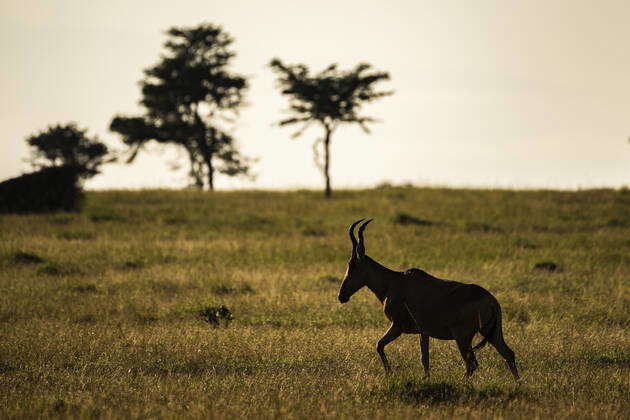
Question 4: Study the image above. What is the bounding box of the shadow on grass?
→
[68,282,98,293]
[37,262,83,277]
[57,231,96,241]
[393,212,435,227]
[211,283,255,296]
[577,350,630,369]
[120,259,145,270]
[380,378,525,406]
[12,251,45,265]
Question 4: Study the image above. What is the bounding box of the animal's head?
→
[338,218,373,303]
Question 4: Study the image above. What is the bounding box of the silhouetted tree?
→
[26,123,114,180]
[110,23,251,190]
[270,59,392,197]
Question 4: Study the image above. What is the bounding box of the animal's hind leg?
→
[454,333,477,378]
[489,332,520,381]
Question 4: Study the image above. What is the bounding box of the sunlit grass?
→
[0,187,628,418]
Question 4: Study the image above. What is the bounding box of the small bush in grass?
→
[197,305,233,327]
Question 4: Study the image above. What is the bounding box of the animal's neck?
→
[362,255,401,303]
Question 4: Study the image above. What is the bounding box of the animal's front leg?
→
[420,333,430,378]
[377,323,402,372]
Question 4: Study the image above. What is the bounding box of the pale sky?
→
[2,0,629,190]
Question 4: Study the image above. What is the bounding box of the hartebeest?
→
[338,218,520,381]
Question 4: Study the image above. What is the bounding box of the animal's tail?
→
[472,305,498,352]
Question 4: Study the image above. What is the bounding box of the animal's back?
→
[400,268,499,326]
[403,268,465,291]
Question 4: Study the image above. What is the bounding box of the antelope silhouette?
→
[338,218,519,381]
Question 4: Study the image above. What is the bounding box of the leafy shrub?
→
[197,305,233,327]
[0,166,83,213]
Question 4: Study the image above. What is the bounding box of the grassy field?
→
[0,187,628,419]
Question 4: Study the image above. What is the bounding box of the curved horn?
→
[356,218,373,258]
[349,218,365,259]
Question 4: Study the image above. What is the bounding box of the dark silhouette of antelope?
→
[338,218,520,381]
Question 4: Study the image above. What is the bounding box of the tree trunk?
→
[323,127,332,198]
[193,109,215,191]
[186,147,203,189]
[206,155,214,191]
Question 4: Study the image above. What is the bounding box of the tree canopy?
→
[110,23,252,189]
[270,58,392,196]
[26,123,114,179]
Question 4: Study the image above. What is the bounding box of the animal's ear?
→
[356,218,373,258]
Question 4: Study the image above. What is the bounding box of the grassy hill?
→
[1,187,628,418]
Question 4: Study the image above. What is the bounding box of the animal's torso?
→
[383,268,495,340]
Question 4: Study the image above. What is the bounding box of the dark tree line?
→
[0,166,83,213]
[108,23,391,195]
[13,22,392,200]
[0,123,112,213]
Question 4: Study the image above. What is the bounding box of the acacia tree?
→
[26,123,114,179]
[270,59,392,197]
[110,24,251,190]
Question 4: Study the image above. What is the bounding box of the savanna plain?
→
[0,187,628,419]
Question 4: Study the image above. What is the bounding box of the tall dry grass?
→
[0,187,628,418]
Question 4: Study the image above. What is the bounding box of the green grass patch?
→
[0,188,628,419]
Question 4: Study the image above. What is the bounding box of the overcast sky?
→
[2,0,629,190]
